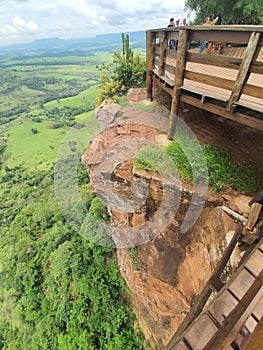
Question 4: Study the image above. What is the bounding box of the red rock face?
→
[115,177,238,348]
[82,103,243,348]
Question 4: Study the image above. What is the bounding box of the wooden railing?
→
[146,25,263,137]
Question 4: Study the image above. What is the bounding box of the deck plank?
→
[228,269,255,300]
[161,46,263,114]
[183,314,218,350]
[245,249,263,277]
[209,290,239,325]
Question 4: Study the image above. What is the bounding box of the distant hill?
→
[0,31,146,59]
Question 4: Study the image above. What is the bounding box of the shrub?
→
[97,33,146,104]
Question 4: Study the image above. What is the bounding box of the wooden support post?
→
[168,29,188,139]
[226,32,261,111]
[146,31,155,100]
[158,32,166,77]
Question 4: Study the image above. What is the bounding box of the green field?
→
[3,111,99,171]
[0,36,149,350]
[0,53,104,171]
[0,55,104,125]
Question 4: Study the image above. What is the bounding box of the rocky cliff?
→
[82,95,253,348]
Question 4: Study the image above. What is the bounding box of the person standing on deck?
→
[199,16,218,53]
[175,19,180,50]
[167,18,176,50]
[180,18,187,26]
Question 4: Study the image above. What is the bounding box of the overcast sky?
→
[0,0,192,46]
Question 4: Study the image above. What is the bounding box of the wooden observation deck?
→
[146,25,263,138]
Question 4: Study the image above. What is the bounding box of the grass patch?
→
[166,140,260,193]
[135,102,155,113]
[202,145,260,193]
[135,130,260,194]
[127,247,141,270]
[44,85,98,109]
[134,143,177,177]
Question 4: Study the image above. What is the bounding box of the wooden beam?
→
[164,62,175,75]
[186,52,242,71]
[180,94,263,132]
[146,31,154,100]
[158,32,166,76]
[165,284,213,350]
[166,50,177,59]
[153,75,173,95]
[243,83,263,99]
[147,26,263,34]
[168,29,188,139]
[227,32,261,111]
[154,46,160,55]
[190,30,251,44]
[184,70,234,91]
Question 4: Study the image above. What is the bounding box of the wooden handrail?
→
[146,25,263,135]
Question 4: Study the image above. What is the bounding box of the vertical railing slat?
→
[146,31,155,100]
[168,29,188,139]
[227,31,261,111]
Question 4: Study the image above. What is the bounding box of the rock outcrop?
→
[82,96,251,348]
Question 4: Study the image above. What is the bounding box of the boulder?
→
[94,102,122,130]
[127,88,146,103]
[222,194,252,217]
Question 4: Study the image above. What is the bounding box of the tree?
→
[185,0,263,24]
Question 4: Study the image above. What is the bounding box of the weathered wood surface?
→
[165,224,243,350]
[164,53,263,110]
[169,239,263,350]
[149,26,263,129]
[180,94,263,131]
[146,31,154,99]
[245,203,263,231]
[227,32,261,110]
[168,29,188,138]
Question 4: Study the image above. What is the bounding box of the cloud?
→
[0,25,16,34]
[12,16,39,31]
[0,0,188,45]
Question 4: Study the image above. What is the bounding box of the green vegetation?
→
[97,33,146,104]
[135,134,260,193]
[185,0,262,24]
[127,247,141,270]
[134,143,177,177]
[0,42,148,349]
[0,165,145,350]
[0,56,100,125]
[166,140,261,193]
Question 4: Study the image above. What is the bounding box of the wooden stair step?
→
[245,248,263,277]
[172,341,190,350]
[234,328,251,349]
[244,315,258,333]
[209,289,239,325]
[228,268,256,300]
[183,314,218,350]
[252,293,263,321]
